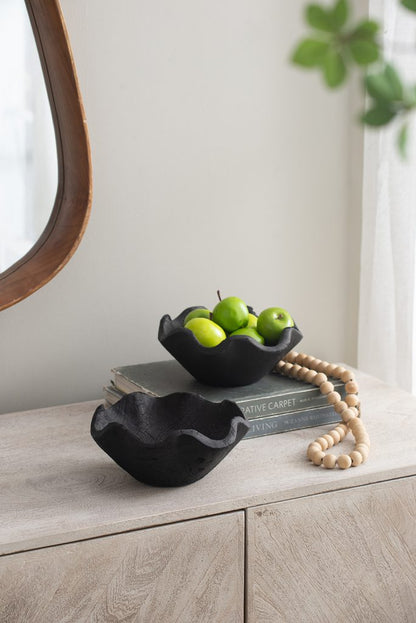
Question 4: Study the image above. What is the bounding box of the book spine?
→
[112,373,159,397]
[236,383,345,420]
[103,385,124,405]
[243,405,341,439]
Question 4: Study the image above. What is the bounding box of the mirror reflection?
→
[0,0,57,273]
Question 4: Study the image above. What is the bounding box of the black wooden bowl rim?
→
[158,306,301,354]
[91,392,249,450]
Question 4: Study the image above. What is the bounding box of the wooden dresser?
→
[1,369,415,622]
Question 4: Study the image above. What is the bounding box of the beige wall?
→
[0,0,364,414]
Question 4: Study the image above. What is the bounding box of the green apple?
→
[183,308,211,325]
[230,327,265,344]
[212,296,249,333]
[185,317,226,347]
[246,313,258,328]
[257,307,294,345]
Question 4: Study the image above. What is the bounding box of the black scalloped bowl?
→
[91,391,250,487]
[158,306,303,387]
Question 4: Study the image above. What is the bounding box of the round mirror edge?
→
[0,0,92,312]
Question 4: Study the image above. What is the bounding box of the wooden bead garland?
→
[274,352,369,470]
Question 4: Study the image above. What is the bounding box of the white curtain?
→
[359,0,416,394]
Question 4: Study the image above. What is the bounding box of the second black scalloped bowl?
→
[91,391,250,487]
[158,306,303,387]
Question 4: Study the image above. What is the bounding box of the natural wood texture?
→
[0,512,244,623]
[246,477,416,623]
[0,368,415,556]
[0,0,92,311]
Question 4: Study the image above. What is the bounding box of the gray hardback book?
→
[110,359,345,420]
[244,405,341,439]
[103,383,341,438]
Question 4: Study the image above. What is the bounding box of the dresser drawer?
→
[246,477,416,623]
[0,511,244,623]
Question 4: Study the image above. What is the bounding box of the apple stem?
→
[217,290,222,302]
[278,314,284,320]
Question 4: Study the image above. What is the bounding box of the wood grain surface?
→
[246,477,416,623]
[0,511,244,623]
[0,368,415,555]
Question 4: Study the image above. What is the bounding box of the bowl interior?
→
[96,392,241,444]
[158,306,303,387]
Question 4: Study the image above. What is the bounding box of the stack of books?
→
[103,360,343,439]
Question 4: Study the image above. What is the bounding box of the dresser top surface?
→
[1,368,415,556]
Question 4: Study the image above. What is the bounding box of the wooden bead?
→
[355,434,371,447]
[349,419,365,434]
[322,434,334,448]
[316,436,329,451]
[297,366,309,380]
[328,429,341,444]
[313,373,328,386]
[323,454,337,469]
[333,365,346,378]
[303,355,316,367]
[275,360,285,371]
[341,369,355,383]
[305,369,317,383]
[324,363,338,377]
[337,454,352,469]
[317,360,329,373]
[345,380,359,394]
[350,451,363,466]
[285,351,298,363]
[290,364,302,377]
[334,400,348,414]
[341,408,356,423]
[347,418,363,433]
[282,362,293,375]
[334,425,347,440]
[345,393,359,407]
[320,381,334,395]
[312,450,325,465]
[348,406,359,418]
[355,444,369,462]
[327,391,342,405]
[295,353,307,365]
[307,442,322,460]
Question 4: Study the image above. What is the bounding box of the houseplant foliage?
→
[292,0,416,157]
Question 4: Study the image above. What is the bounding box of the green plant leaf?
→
[384,64,404,99]
[332,0,348,29]
[401,0,416,13]
[397,123,409,159]
[404,84,416,107]
[306,4,337,32]
[292,39,330,67]
[323,50,347,87]
[349,39,379,65]
[362,103,396,126]
[365,64,403,102]
[351,19,379,40]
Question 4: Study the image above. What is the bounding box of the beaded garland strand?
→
[274,352,369,470]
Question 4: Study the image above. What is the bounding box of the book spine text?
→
[237,385,344,419]
[243,405,341,439]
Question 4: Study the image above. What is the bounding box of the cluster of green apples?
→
[183,293,294,348]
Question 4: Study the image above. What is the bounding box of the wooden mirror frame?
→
[0,0,92,311]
